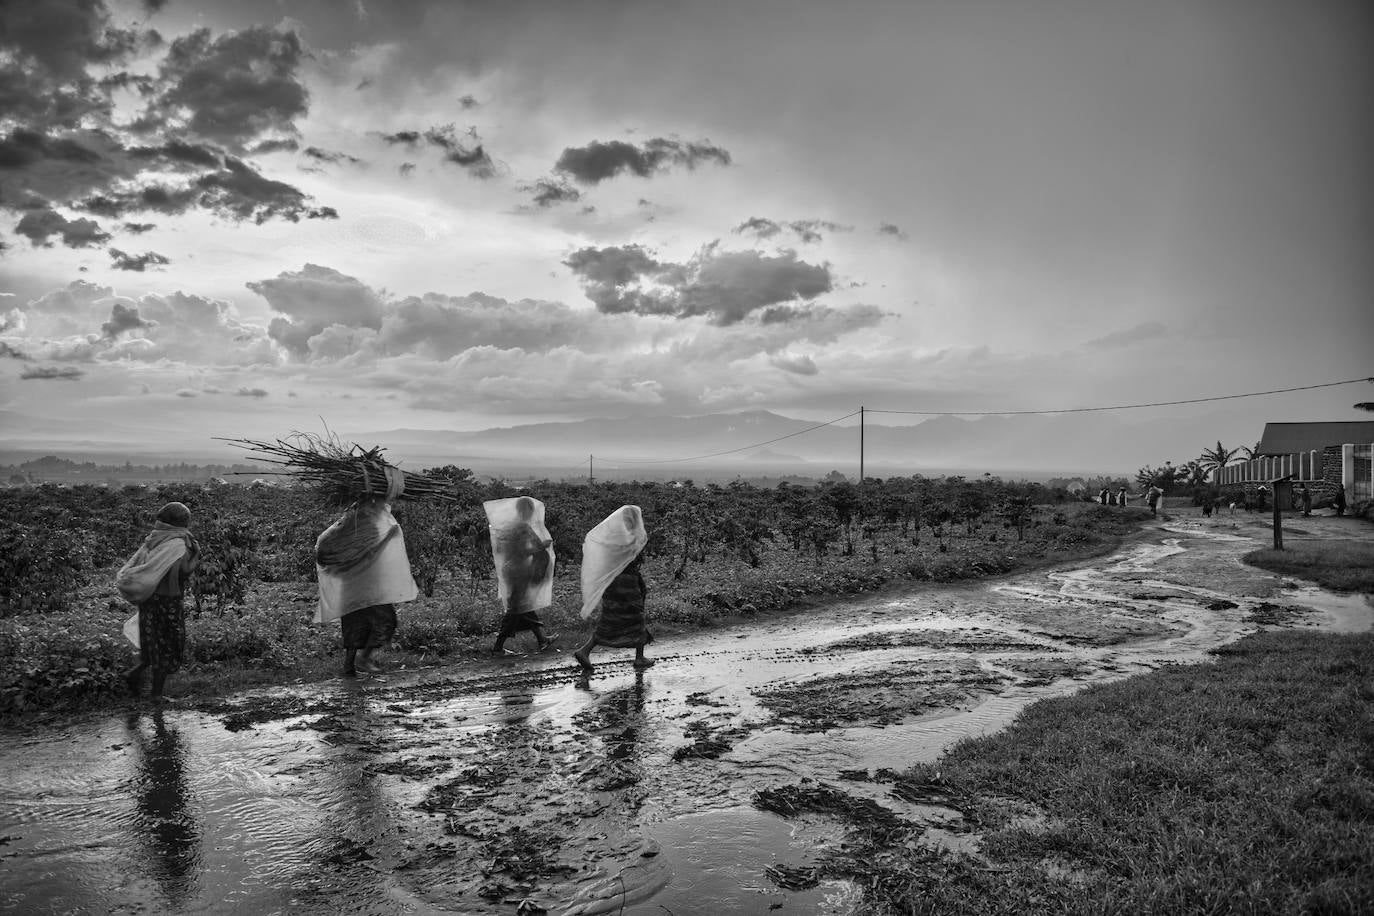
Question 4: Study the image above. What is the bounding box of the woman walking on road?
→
[486,495,558,655]
[315,473,418,676]
[575,506,653,673]
[117,502,200,698]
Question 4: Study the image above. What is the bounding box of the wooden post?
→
[859,405,865,482]
[1272,475,1293,550]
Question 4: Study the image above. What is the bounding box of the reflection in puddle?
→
[1,523,1368,914]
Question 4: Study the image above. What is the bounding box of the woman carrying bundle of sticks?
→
[315,467,418,676]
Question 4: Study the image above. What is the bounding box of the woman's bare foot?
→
[632,658,655,669]
[573,649,593,671]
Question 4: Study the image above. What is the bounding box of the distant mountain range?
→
[351,408,1234,480]
[1,406,1252,482]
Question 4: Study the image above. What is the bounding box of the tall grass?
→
[1243,539,1374,593]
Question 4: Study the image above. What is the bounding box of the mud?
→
[0,515,1369,915]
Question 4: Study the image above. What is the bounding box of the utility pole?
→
[859,405,865,482]
[588,454,595,486]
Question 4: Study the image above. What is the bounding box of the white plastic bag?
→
[580,506,648,618]
[122,613,140,649]
[485,496,555,613]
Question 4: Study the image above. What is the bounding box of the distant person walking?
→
[1117,486,1127,507]
[116,502,200,698]
[1146,485,1163,517]
[1300,484,1312,517]
[575,506,653,674]
[315,475,418,677]
[1334,483,1347,517]
[1099,488,1109,506]
[486,496,557,655]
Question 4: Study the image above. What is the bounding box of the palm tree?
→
[1197,441,1241,483]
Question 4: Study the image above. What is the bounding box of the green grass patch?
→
[1243,538,1374,594]
[872,630,1374,914]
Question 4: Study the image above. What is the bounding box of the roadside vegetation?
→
[779,629,1373,915]
[1,476,1147,719]
[1243,538,1374,594]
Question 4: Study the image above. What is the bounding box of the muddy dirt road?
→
[3,517,1370,915]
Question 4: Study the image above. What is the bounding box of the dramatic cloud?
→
[565,243,833,324]
[0,341,32,360]
[521,178,581,208]
[14,206,111,248]
[554,138,731,185]
[375,125,496,178]
[235,386,268,398]
[145,27,309,147]
[20,365,85,380]
[878,222,908,240]
[303,146,362,166]
[247,263,386,355]
[109,248,170,271]
[100,301,154,338]
[734,217,852,244]
[123,221,156,233]
[249,138,300,155]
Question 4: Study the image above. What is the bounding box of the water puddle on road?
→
[2,523,1369,914]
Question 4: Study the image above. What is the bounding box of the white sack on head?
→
[580,505,648,619]
[315,498,418,624]
[484,496,555,613]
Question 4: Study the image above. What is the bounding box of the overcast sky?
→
[1,0,1370,467]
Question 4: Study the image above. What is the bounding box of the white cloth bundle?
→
[580,505,648,619]
[116,529,192,648]
[484,496,555,613]
[314,499,418,624]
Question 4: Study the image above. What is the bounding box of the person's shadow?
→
[126,707,202,906]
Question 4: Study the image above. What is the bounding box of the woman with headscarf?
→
[315,477,418,676]
[574,505,652,673]
[485,495,557,655]
[116,502,200,698]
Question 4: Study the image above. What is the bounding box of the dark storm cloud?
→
[21,365,85,380]
[564,243,833,325]
[734,217,851,243]
[733,217,782,239]
[123,221,155,233]
[234,386,268,398]
[878,222,908,240]
[109,248,170,271]
[249,138,300,155]
[129,139,223,169]
[554,138,731,185]
[303,146,362,166]
[81,184,199,218]
[101,301,154,337]
[522,178,581,208]
[375,125,494,177]
[146,27,309,147]
[378,130,422,146]
[14,205,111,247]
[0,129,102,169]
[195,157,338,223]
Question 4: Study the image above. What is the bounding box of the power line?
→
[867,377,1373,417]
[601,410,861,464]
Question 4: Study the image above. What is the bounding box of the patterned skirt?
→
[497,610,544,638]
[137,594,186,674]
[340,604,398,650]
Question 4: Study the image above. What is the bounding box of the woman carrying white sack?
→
[485,495,557,655]
[315,467,418,677]
[574,505,652,673]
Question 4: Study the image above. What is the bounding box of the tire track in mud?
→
[1,522,1367,915]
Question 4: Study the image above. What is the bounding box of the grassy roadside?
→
[1242,538,1374,594]
[3,503,1151,720]
[829,630,1374,915]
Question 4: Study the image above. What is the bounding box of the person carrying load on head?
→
[315,466,418,677]
[574,505,652,674]
[116,501,201,698]
[485,495,557,655]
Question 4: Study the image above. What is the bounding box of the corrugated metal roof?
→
[1257,421,1374,455]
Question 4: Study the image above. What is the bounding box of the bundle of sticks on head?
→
[218,431,457,504]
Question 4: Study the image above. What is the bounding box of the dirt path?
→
[2,516,1369,915]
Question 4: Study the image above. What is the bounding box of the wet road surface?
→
[2,518,1369,915]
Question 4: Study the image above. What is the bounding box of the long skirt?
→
[593,603,653,649]
[340,604,397,650]
[497,609,544,638]
[137,594,186,675]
